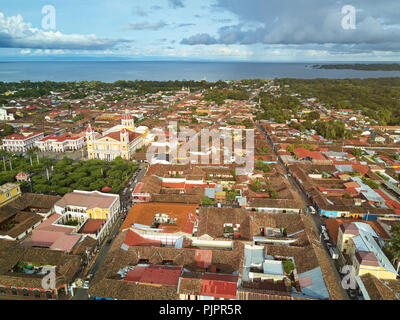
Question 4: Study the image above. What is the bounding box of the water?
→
[0,61,400,82]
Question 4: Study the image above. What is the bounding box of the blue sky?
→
[1,0,400,62]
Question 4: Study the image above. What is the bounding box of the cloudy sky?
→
[1,0,399,61]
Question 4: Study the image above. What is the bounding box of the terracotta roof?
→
[79,219,105,234]
[3,132,42,140]
[103,129,141,142]
[360,273,398,300]
[123,229,161,247]
[121,202,199,235]
[122,110,133,120]
[55,191,118,210]
[356,251,380,267]
[200,273,238,299]
[124,265,182,286]
[0,245,81,289]
[49,233,82,253]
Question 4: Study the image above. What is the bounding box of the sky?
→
[0,0,399,62]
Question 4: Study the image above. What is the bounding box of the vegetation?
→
[255,92,301,123]
[385,224,400,267]
[63,219,80,226]
[275,78,400,125]
[0,153,137,195]
[313,64,400,71]
[361,177,380,190]
[203,89,250,105]
[255,158,271,173]
[351,148,363,158]
[1,124,15,137]
[201,196,215,205]
[314,120,353,140]
[282,259,295,274]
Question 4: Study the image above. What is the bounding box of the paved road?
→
[72,163,148,300]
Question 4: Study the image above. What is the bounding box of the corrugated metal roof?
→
[298,267,330,299]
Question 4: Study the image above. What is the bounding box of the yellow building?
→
[54,190,120,222]
[0,183,21,207]
[86,110,147,161]
[337,222,398,280]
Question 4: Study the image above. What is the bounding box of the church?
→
[86,109,148,161]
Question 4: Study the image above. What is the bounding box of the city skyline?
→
[1,0,400,62]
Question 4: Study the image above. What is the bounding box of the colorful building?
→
[337,222,398,280]
[1,131,44,153]
[86,109,147,161]
[0,183,21,207]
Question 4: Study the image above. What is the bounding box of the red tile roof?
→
[49,233,82,252]
[195,249,212,269]
[200,273,238,299]
[104,129,141,142]
[4,132,42,140]
[123,229,162,247]
[294,148,326,161]
[80,219,105,234]
[124,265,182,286]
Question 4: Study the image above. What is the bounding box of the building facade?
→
[1,132,44,153]
[35,134,85,152]
[86,110,147,161]
[0,183,21,207]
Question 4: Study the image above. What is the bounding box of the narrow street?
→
[256,121,350,300]
[72,163,148,300]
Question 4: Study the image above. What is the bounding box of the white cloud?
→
[0,11,129,50]
[122,21,168,31]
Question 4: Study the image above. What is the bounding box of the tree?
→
[305,111,320,121]
[386,224,400,267]
[351,148,363,158]
[201,196,214,205]
[2,124,14,136]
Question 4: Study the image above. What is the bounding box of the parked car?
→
[329,247,339,260]
[85,273,93,281]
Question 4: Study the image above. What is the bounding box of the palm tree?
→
[27,149,35,166]
[0,149,7,171]
[33,146,40,164]
[7,151,13,171]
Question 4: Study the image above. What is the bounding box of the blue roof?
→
[204,188,215,199]
[335,165,353,172]
[297,267,330,299]
[262,260,284,275]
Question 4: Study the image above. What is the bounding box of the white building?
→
[35,134,85,152]
[0,108,14,121]
[1,132,44,153]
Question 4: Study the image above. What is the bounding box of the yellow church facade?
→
[86,110,147,161]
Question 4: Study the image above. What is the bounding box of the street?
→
[71,162,148,300]
[256,121,350,300]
